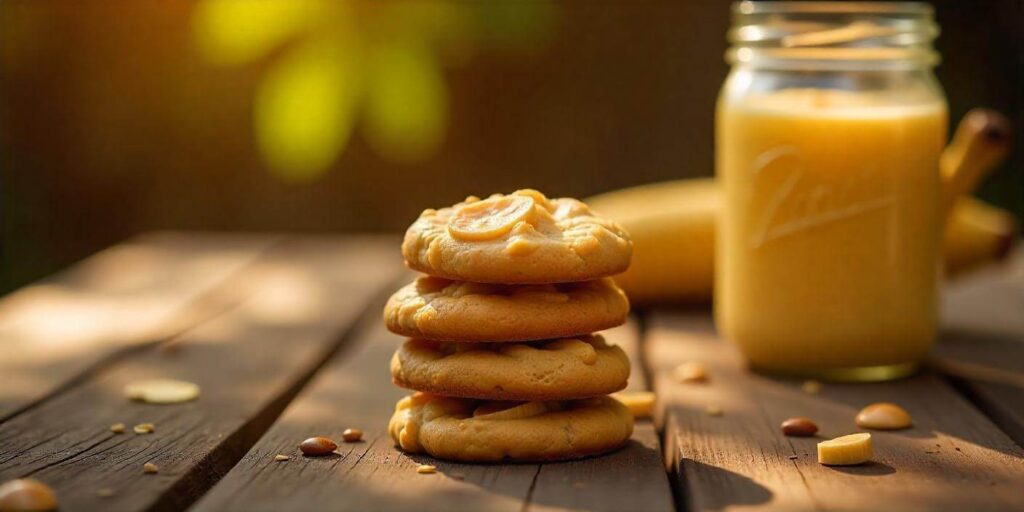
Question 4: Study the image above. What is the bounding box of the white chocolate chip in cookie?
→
[506,237,540,256]
[548,338,599,365]
[570,235,602,256]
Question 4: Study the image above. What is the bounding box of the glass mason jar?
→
[715,2,948,381]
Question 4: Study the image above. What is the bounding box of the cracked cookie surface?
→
[388,392,634,462]
[401,189,632,284]
[384,276,629,342]
[390,335,630,401]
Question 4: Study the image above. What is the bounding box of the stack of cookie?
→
[385,189,636,462]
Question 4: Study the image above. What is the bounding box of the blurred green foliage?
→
[193,0,554,182]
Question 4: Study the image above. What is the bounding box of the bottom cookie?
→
[388,392,634,463]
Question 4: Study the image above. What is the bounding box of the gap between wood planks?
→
[0,235,405,512]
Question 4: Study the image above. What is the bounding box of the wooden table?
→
[1,232,1022,511]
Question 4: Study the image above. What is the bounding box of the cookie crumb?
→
[143,462,159,474]
[802,380,822,394]
[674,362,709,383]
[274,454,290,462]
[110,423,125,434]
[133,423,155,435]
[705,404,723,416]
[97,488,115,498]
[417,465,437,474]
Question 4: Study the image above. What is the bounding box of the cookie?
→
[384,276,629,342]
[402,189,632,284]
[388,393,634,462]
[390,335,630,401]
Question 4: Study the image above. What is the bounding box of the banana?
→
[944,196,1018,275]
[588,178,1019,303]
[588,179,718,304]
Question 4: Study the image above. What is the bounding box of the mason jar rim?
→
[727,1,939,70]
[733,2,933,16]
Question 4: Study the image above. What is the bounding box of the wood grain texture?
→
[0,231,280,420]
[647,311,1024,512]
[935,247,1024,446]
[0,235,401,512]
[195,310,673,512]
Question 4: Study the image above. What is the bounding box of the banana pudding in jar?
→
[715,2,947,380]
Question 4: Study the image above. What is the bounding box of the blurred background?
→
[1,0,1021,293]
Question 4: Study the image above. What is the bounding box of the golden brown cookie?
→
[402,189,632,284]
[390,335,630,401]
[383,276,629,342]
[388,393,634,462]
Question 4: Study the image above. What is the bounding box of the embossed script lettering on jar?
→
[749,145,896,249]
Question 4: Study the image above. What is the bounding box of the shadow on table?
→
[407,437,677,512]
[825,461,896,476]
[675,459,772,511]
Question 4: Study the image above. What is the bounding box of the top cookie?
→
[402,189,633,284]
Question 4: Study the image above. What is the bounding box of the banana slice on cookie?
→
[448,195,535,241]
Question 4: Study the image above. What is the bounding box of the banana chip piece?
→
[611,391,656,419]
[125,379,200,404]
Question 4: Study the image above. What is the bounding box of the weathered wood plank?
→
[0,231,280,420]
[0,235,401,512]
[648,311,1024,512]
[195,311,673,512]
[935,247,1024,446]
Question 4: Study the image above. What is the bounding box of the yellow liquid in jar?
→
[715,89,947,378]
